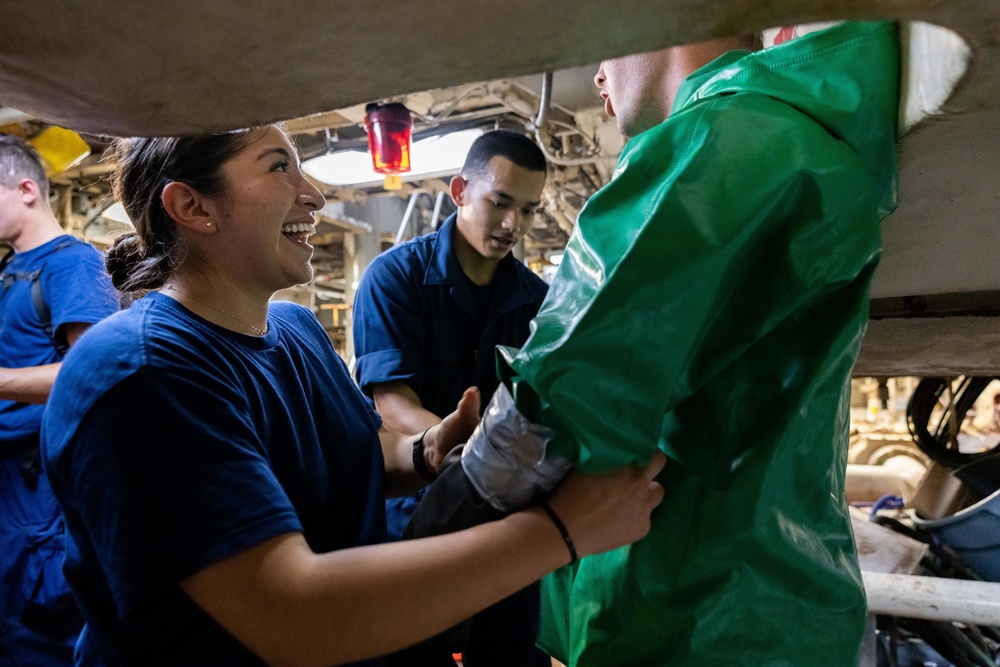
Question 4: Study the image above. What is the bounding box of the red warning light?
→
[364,103,413,174]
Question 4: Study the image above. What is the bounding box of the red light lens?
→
[364,104,413,174]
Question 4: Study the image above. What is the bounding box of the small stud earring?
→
[206,222,213,227]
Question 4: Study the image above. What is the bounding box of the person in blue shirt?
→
[0,135,117,665]
[353,130,550,666]
[40,124,665,667]
[354,130,548,455]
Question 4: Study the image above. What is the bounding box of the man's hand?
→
[380,387,480,495]
[424,387,480,474]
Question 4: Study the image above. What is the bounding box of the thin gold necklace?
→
[165,284,268,336]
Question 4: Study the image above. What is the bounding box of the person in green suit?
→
[510,21,900,666]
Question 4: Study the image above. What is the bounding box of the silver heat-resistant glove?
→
[460,383,572,512]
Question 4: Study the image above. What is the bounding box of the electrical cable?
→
[906,376,999,469]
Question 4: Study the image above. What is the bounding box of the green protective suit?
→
[510,21,899,666]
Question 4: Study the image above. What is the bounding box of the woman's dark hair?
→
[105,128,265,293]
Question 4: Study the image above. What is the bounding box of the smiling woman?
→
[36,123,666,667]
[105,126,324,330]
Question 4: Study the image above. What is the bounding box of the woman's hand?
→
[545,451,667,561]
[423,387,480,474]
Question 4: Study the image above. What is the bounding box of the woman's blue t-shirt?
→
[42,292,387,666]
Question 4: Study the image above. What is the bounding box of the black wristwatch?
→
[412,427,438,482]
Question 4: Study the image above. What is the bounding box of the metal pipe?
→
[844,463,924,503]
[533,72,552,130]
[430,191,446,230]
[518,74,618,166]
[533,129,616,167]
[863,572,1000,626]
[394,192,421,245]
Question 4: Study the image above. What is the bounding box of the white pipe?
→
[863,571,1000,625]
[394,192,421,245]
[845,463,924,503]
[430,191,446,230]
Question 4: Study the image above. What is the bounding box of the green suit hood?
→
[674,21,898,217]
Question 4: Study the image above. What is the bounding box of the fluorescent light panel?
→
[100,202,132,225]
[304,128,484,187]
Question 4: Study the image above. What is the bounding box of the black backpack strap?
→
[31,276,65,355]
[0,247,15,292]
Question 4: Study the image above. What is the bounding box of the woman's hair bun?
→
[105,231,165,291]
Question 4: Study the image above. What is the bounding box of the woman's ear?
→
[161,181,218,233]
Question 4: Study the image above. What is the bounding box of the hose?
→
[906,376,999,469]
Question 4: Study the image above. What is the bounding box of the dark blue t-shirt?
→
[42,293,387,666]
[353,213,547,419]
[0,235,116,444]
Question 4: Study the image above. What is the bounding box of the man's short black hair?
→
[0,134,49,196]
[461,130,546,179]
